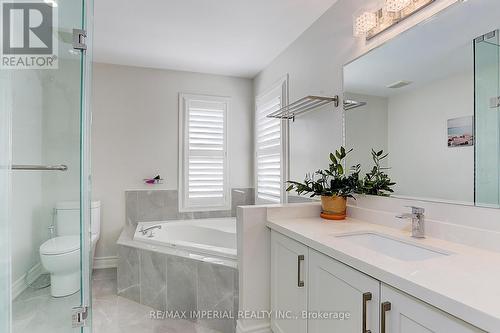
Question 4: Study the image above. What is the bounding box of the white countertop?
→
[267,216,500,333]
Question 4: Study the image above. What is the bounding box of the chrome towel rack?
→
[12,164,68,171]
[267,95,339,121]
[343,99,367,111]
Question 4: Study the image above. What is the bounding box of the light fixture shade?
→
[354,12,377,36]
[385,0,412,12]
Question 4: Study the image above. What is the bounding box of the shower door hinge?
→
[490,96,500,109]
[72,306,88,328]
[73,29,87,51]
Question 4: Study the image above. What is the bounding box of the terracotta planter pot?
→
[320,196,347,220]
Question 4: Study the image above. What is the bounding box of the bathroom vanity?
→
[267,215,497,333]
[230,1,500,333]
[266,3,500,331]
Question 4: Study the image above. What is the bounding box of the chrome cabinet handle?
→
[362,292,372,333]
[381,301,391,333]
[12,164,68,171]
[297,255,305,287]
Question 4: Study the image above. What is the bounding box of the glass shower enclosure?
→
[475,30,500,208]
[0,0,93,332]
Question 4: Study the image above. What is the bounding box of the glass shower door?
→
[1,70,13,333]
[0,0,93,332]
[475,30,500,207]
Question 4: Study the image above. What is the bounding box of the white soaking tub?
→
[117,217,239,333]
[133,217,237,261]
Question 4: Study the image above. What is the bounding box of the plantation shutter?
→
[256,86,284,204]
[180,94,229,211]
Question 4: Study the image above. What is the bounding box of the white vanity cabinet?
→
[380,285,484,333]
[270,230,485,333]
[270,230,308,333]
[270,230,379,333]
[308,249,380,333]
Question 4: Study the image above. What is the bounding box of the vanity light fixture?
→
[354,0,435,40]
[385,0,412,12]
[354,11,378,36]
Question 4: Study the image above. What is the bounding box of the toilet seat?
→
[40,236,80,255]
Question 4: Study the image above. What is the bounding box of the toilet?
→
[40,201,101,297]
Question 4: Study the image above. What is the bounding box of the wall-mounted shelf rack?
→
[343,99,367,110]
[143,176,164,185]
[267,95,339,120]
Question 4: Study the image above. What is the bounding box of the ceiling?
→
[93,0,339,78]
[344,0,500,97]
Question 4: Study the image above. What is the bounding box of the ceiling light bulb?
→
[385,0,412,12]
[354,12,377,36]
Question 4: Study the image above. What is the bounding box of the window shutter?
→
[256,94,283,203]
[180,95,229,211]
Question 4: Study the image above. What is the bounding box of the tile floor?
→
[92,268,221,333]
[12,268,221,333]
[12,276,80,333]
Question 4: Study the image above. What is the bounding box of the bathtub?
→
[133,217,237,261]
[117,217,238,333]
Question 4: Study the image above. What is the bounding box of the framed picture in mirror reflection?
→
[447,116,474,148]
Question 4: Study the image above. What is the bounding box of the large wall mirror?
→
[343,0,500,207]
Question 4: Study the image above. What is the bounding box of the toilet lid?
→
[40,236,80,255]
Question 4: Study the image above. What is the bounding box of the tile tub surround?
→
[126,188,254,226]
[117,244,239,333]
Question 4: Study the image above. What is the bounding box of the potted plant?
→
[360,149,395,196]
[286,147,360,220]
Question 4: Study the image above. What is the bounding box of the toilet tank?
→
[56,201,101,237]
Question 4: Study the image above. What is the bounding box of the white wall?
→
[254,0,458,185]
[92,63,254,259]
[345,93,388,175]
[344,70,475,203]
[0,72,11,333]
[388,71,474,203]
[41,59,83,217]
[9,59,83,286]
[241,2,470,331]
[10,72,44,283]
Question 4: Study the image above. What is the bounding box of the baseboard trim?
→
[236,320,272,333]
[93,256,119,269]
[12,263,44,300]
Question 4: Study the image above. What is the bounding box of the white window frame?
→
[254,75,289,205]
[179,93,230,212]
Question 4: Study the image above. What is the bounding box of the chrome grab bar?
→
[12,164,68,171]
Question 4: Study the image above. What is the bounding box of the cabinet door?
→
[271,231,308,333]
[308,249,380,333]
[380,284,485,333]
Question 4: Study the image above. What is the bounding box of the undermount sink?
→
[334,232,452,261]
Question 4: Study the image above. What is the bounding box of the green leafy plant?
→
[360,149,395,196]
[286,147,361,199]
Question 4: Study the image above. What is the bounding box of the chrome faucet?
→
[396,206,425,238]
[139,224,162,237]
